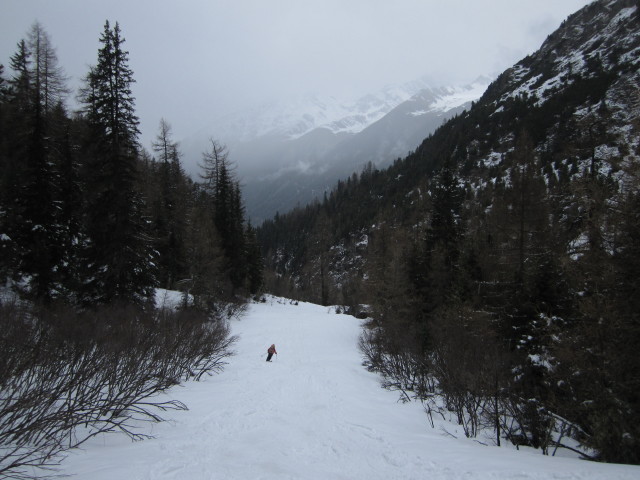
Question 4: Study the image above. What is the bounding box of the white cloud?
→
[1,0,593,150]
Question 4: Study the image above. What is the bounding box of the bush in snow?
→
[0,300,236,479]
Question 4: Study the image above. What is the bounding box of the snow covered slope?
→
[58,297,639,479]
[484,0,640,114]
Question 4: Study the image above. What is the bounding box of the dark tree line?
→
[0,21,262,308]
[0,21,261,478]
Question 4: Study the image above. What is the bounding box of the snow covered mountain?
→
[204,78,490,222]
[200,77,438,144]
[317,81,490,175]
[58,296,640,479]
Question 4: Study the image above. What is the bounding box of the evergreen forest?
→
[0,21,261,477]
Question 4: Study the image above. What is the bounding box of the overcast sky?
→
[2,0,593,149]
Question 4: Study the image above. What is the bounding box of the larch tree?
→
[199,139,251,293]
[151,118,187,289]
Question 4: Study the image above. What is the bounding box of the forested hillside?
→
[0,21,261,478]
[258,0,640,463]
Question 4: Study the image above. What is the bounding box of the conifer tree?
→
[7,40,30,110]
[0,64,6,98]
[182,185,229,308]
[199,139,228,196]
[227,181,248,289]
[411,158,464,323]
[0,63,11,280]
[151,119,187,289]
[0,42,31,283]
[79,21,156,306]
[199,139,255,292]
[244,222,264,294]
[0,25,69,301]
[22,23,69,300]
[50,104,82,298]
[27,22,68,115]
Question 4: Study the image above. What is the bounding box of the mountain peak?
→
[198,76,489,145]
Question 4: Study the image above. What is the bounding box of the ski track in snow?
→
[58,297,640,480]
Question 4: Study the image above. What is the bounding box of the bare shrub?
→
[359,320,434,404]
[0,300,236,479]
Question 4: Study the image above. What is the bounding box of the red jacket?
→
[268,345,277,354]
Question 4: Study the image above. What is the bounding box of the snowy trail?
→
[60,297,639,479]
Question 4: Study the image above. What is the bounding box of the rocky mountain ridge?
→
[237,79,489,221]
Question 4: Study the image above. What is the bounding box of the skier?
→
[266,344,277,362]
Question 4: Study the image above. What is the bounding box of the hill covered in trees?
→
[258,0,640,464]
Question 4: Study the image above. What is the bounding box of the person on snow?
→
[266,344,277,362]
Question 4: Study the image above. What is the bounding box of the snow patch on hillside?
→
[431,81,489,112]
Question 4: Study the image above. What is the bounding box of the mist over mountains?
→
[182,77,490,222]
